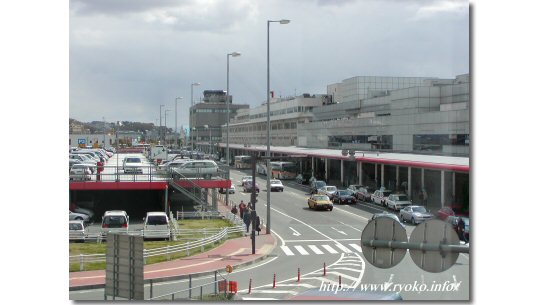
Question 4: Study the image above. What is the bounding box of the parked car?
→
[72,206,94,220]
[101,210,129,235]
[318,185,338,199]
[296,173,312,185]
[356,186,374,202]
[69,164,92,181]
[172,160,219,178]
[270,179,284,192]
[218,184,236,194]
[399,205,434,225]
[332,189,357,204]
[386,193,412,211]
[69,210,90,224]
[123,156,144,174]
[369,212,402,224]
[347,184,363,197]
[307,194,333,211]
[69,220,86,243]
[241,176,253,186]
[309,180,327,194]
[436,207,455,220]
[371,189,393,207]
[446,215,470,242]
[143,212,171,240]
[243,181,260,193]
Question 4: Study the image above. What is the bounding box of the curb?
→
[69,234,278,292]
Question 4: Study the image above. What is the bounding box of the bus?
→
[270,161,298,180]
[256,162,268,175]
[234,155,252,169]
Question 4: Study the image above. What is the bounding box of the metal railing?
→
[70,225,245,271]
[148,271,231,301]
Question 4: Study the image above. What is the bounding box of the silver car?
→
[69,210,90,223]
[399,205,434,225]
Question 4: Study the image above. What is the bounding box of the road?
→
[70,167,469,301]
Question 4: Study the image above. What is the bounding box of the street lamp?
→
[266,19,290,234]
[175,97,183,148]
[159,104,164,144]
[165,109,171,146]
[190,82,201,149]
[226,51,241,206]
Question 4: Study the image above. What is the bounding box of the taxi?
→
[307,194,333,211]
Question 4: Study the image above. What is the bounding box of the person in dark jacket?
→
[457,217,468,244]
[231,205,238,216]
[239,200,246,218]
[243,209,251,233]
[255,215,261,235]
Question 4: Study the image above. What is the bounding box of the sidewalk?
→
[69,193,276,290]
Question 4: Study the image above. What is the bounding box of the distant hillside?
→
[69,118,156,134]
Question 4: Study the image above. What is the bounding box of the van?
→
[101,210,129,235]
[172,160,219,178]
[143,212,171,240]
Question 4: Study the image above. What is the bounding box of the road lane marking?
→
[294,245,310,255]
[308,245,324,255]
[331,227,348,235]
[289,227,301,236]
[333,205,370,222]
[280,245,295,256]
[338,221,363,233]
[348,243,363,253]
[334,243,352,253]
[321,244,339,254]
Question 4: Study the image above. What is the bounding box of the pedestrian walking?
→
[243,209,251,233]
[255,215,261,235]
[247,202,253,210]
[239,200,246,218]
[231,204,238,216]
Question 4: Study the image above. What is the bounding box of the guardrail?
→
[148,270,231,301]
[70,225,246,271]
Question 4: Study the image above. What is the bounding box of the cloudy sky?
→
[69,0,469,127]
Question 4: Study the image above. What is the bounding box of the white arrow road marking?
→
[331,227,348,235]
[289,227,301,236]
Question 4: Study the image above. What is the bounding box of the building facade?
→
[226,94,329,147]
[298,74,470,156]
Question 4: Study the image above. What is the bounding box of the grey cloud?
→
[71,0,184,16]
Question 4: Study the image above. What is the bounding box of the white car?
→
[219,184,236,194]
[101,210,130,235]
[318,186,338,199]
[69,210,90,223]
[269,179,284,192]
[69,220,86,242]
[386,194,412,211]
[69,164,92,181]
[371,189,393,206]
[241,176,253,186]
[172,160,219,178]
[123,156,143,174]
[143,212,171,240]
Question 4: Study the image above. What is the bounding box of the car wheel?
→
[329,207,333,211]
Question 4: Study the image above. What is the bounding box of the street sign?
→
[78,139,86,145]
[409,219,460,273]
[226,265,233,273]
[105,234,144,300]
[361,217,408,268]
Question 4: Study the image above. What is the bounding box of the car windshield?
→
[103,216,126,228]
[339,190,352,196]
[313,195,330,201]
[69,223,83,230]
[147,216,168,225]
[382,190,393,196]
[315,181,326,188]
[413,206,427,213]
[271,180,281,184]
[126,158,141,163]
[326,186,337,192]
[395,195,409,201]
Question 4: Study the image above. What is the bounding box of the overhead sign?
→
[105,234,144,300]
[78,139,86,144]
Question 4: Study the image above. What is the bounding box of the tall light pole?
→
[159,104,164,144]
[266,19,290,234]
[175,97,183,148]
[226,52,241,206]
[190,82,200,150]
[164,109,171,146]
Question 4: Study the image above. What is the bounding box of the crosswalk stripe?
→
[294,245,310,255]
[348,243,363,253]
[308,245,324,255]
[335,243,352,253]
[321,244,339,254]
[281,246,295,256]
